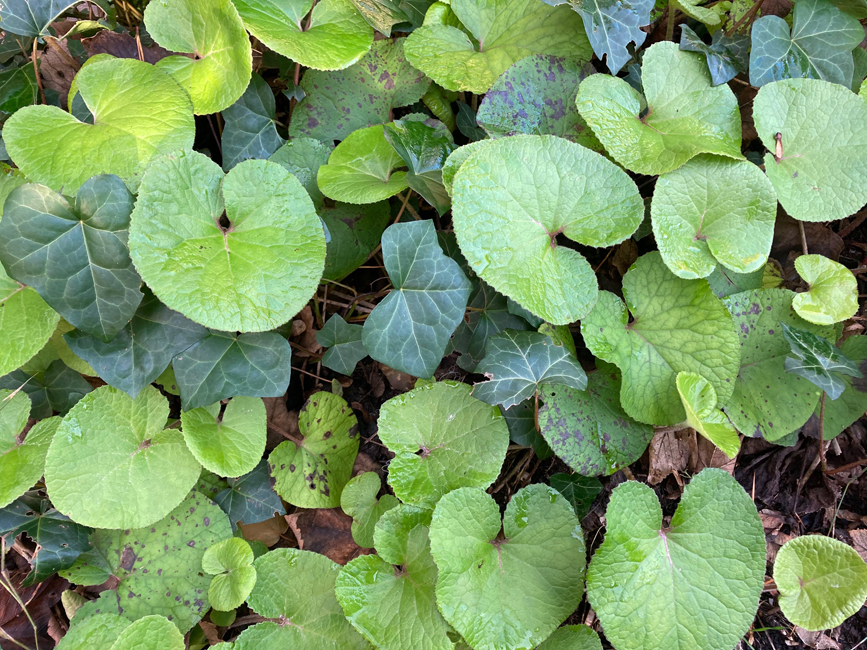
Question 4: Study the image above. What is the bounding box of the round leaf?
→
[109,615,185,650]
[269,137,334,209]
[202,537,257,611]
[339,471,399,548]
[320,201,390,281]
[793,254,859,325]
[537,626,603,650]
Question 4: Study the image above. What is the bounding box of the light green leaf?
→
[782,323,862,400]
[50,319,96,376]
[214,459,286,530]
[4,58,195,193]
[181,396,266,478]
[0,262,59,377]
[819,335,867,438]
[676,371,740,458]
[793,254,859,325]
[581,252,740,425]
[537,626,603,650]
[404,0,591,93]
[0,394,59,508]
[651,155,777,279]
[221,73,286,171]
[129,150,325,333]
[320,201,390,281]
[234,0,373,71]
[339,471,399,548]
[452,134,643,325]
[442,139,496,196]
[753,78,867,222]
[430,484,586,650]
[44,385,201,529]
[269,391,359,508]
[348,0,410,36]
[587,469,765,650]
[316,315,367,376]
[202,538,257,611]
[378,381,509,509]
[145,0,252,114]
[269,137,333,209]
[57,614,133,650]
[576,42,743,175]
[0,0,77,36]
[0,164,26,217]
[110,616,186,650]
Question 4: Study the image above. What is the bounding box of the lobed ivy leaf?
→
[0,359,92,419]
[676,371,740,458]
[269,137,333,209]
[316,315,367,375]
[320,201,390,281]
[587,469,765,650]
[202,537,257,611]
[819,336,867,438]
[504,399,554,459]
[339,471,399,548]
[0,392,59,507]
[679,25,749,86]
[548,473,603,520]
[792,254,859,325]
[214,459,286,531]
[783,323,862,400]
[0,0,76,36]
[0,65,37,122]
[221,73,286,171]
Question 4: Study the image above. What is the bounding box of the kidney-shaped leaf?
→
[56,614,136,650]
[340,471,399,548]
[202,537,257,611]
[110,616,186,650]
[793,254,859,325]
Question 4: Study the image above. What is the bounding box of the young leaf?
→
[576,42,743,175]
[202,537,257,611]
[320,201,390,281]
[234,0,373,71]
[0,395,59,508]
[473,330,588,409]
[587,469,765,650]
[581,252,740,426]
[819,335,867,438]
[44,385,202,529]
[362,220,471,378]
[452,134,643,325]
[0,0,77,36]
[339,471,399,548]
[221,73,286,171]
[3,58,195,193]
[269,391,359,508]
[548,474,603,520]
[316,315,367,376]
[429,484,586,650]
[753,78,867,222]
[0,263,59,377]
[651,155,777,279]
[783,323,862,400]
[109,616,186,650]
[129,151,325,333]
[214,459,286,531]
[378,381,509,509]
[774,535,867,631]
[0,359,92,419]
[676,371,740,458]
[144,0,252,114]
[537,626,603,650]
[793,254,859,325]
[679,25,749,86]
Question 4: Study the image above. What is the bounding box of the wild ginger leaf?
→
[0,392,59,508]
[792,254,859,325]
[676,371,740,458]
[201,537,256,611]
[339,471,399,548]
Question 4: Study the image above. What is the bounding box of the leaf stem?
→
[819,391,827,473]
[666,0,676,41]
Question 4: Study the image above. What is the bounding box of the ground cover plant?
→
[0,0,867,648]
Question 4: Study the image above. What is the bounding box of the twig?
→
[798,220,809,256]
[134,27,144,61]
[827,456,867,475]
[0,538,39,650]
[839,211,867,238]
[818,391,827,473]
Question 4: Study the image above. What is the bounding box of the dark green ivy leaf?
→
[0,359,93,419]
[214,460,286,531]
[455,101,487,142]
[316,315,367,376]
[221,73,286,171]
[0,0,77,36]
[0,65,37,123]
[783,324,862,400]
[503,399,554,459]
[549,472,603,519]
[320,201,390,281]
[679,25,749,86]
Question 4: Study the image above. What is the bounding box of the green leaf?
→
[44,385,202,529]
[783,323,862,400]
[819,335,867,438]
[476,55,600,148]
[581,252,740,425]
[129,151,325,333]
[348,0,409,35]
[0,164,26,216]
[289,39,430,142]
[586,469,765,650]
[0,176,142,341]
[576,41,743,175]
[538,369,653,476]
[679,25,749,86]
[221,73,286,171]
[4,57,195,193]
[202,538,257,611]
[749,0,862,88]
[676,371,740,458]
[706,264,764,298]
[504,399,554,458]
[548,474,602,520]
[269,137,334,209]
[0,394,59,507]
[650,155,777,279]
[109,616,186,650]
[430,484,586,650]
[181,396,266,478]
[234,0,373,71]
[473,330,587,409]
[0,263,59,377]
[173,330,293,411]
[404,0,591,93]
[0,0,77,36]
[56,614,134,650]
[378,381,509,509]
[774,535,867,631]
[753,78,867,222]
[537,626,603,650]
[145,0,252,114]
[232,548,369,649]
[452,134,643,325]
[65,290,206,399]
[0,65,37,122]
[336,505,453,650]
[0,359,92,419]
[269,391,359,508]
[362,220,471,378]
[214,459,286,530]
[793,254,859,325]
[441,139,493,196]
[316,315,367,375]
[339,471,399,548]
[320,201,390,281]
[50,319,97,376]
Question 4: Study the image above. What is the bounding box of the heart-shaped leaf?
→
[320,201,390,281]
[793,254,859,325]
[783,323,862,400]
[269,137,334,209]
[202,537,257,611]
[0,391,59,508]
[221,73,286,171]
[679,25,749,86]
[676,371,740,457]
[316,315,367,375]
[0,0,76,36]
[214,459,286,530]
[340,471,399,548]
[59,614,186,650]
[110,616,186,650]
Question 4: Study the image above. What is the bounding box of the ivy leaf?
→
[0,0,77,36]
[819,336,867,438]
[378,381,509,509]
[505,399,554,459]
[576,42,743,175]
[472,330,587,409]
[269,391,359,508]
[234,0,373,71]
[145,0,252,114]
[793,254,859,325]
[783,323,862,400]
[173,330,293,411]
[0,359,93,419]
[362,221,471,378]
[581,252,740,426]
[65,290,206,399]
[269,137,333,209]
[232,548,369,649]
[650,155,777,279]
[679,25,749,86]
[537,626,603,650]
[676,372,740,458]
[0,65,37,122]
[452,134,643,325]
[0,392,59,508]
[214,459,286,531]
[430,484,586,650]
[44,385,201,529]
[3,58,195,193]
[749,0,863,88]
[339,471,399,548]
[753,78,867,222]
[587,469,765,650]
[320,202,390,281]
[202,538,257,611]
[221,73,286,171]
[0,264,59,377]
[316,315,367,375]
[774,535,867,631]
[404,0,591,93]
[289,39,430,142]
[548,474,603,520]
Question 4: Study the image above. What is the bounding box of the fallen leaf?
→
[647,428,691,485]
[39,38,79,106]
[850,529,867,563]
[239,514,289,547]
[378,363,416,392]
[82,30,175,64]
[285,508,372,565]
